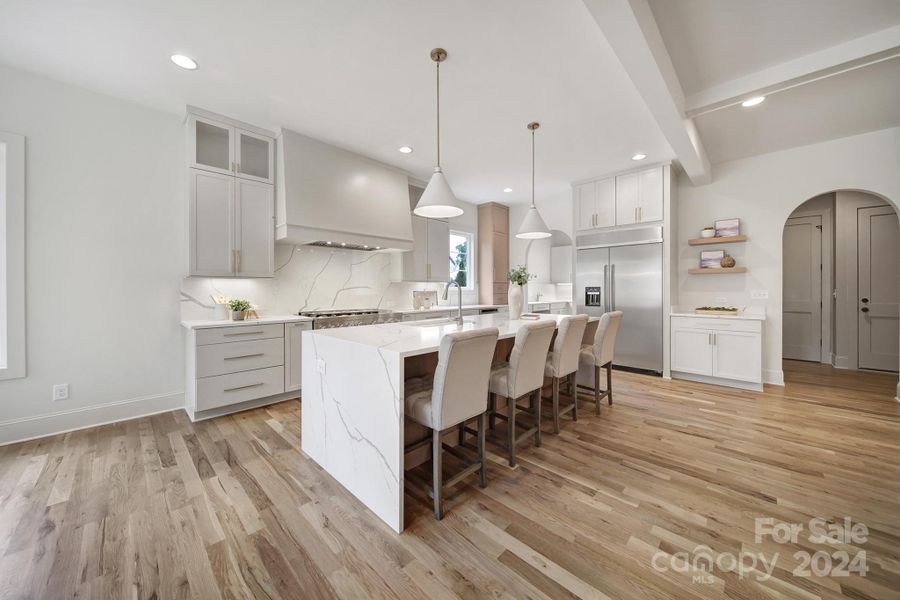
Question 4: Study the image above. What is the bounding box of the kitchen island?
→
[301,313,592,532]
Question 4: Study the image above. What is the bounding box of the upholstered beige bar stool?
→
[577,311,623,414]
[403,327,499,520]
[543,314,589,433]
[487,320,556,467]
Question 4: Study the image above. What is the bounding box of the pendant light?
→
[516,122,551,239]
[414,48,464,219]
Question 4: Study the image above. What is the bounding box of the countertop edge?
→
[670,312,766,321]
[181,315,313,330]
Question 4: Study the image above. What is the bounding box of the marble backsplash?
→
[180,244,474,320]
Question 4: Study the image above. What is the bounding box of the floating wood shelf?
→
[689,267,748,275]
[688,235,747,246]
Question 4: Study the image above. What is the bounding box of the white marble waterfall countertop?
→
[181,315,313,329]
[306,313,595,358]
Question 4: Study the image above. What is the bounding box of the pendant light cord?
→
[436,60,441,168]
[531,128,536,208]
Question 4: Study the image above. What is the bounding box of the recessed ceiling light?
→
[631,153,647,161]
[503,187,513,193]
[170,54,198,70]
[398,146,413,154]
[741,96,765,108]
[340,242,346,247]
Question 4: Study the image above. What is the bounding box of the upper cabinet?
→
[187,108,276,277]
[189,114,274,184]
[575,177,615,230]
[477,202,510,305]
[576,165,665,231]
[402,214,450,282]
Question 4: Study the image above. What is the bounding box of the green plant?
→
[508,265,533,286]
[227,298,251,312]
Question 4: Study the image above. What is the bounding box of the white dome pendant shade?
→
[516,122,551,239]
[414,48,464,219]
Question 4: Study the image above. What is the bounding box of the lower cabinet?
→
[185,320,310,420]
[670,316,762,390]
[284,321,311,392]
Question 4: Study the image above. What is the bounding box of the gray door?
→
[609,243,663,373]
[858,206,899,371]
[782,215,822,361]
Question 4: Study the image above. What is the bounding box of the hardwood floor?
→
[1,361,898,599]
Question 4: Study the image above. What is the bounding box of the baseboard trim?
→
[0,390,185,446]
[764,369,785,387]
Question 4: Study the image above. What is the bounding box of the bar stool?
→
[403,327,499,520]
[543,314,589,433]
[487,320,556,467]
[577,311,623,414]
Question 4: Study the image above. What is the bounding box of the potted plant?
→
[700,226,716,239]
[227,298,252,321]
[507,265,533,319]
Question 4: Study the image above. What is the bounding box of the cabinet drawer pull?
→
[224,382,265,392]
[223,330,265,337]
[224,353,265,360]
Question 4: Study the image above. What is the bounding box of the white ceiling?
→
[648,0,900,94]
[694,56,900,164]
[0,0,673,205]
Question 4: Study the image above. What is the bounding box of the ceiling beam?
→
[582,0,711,184]
[685,24,900,117]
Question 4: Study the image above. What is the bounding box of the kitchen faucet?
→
[443,280,464,325]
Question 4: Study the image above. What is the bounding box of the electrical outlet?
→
[751,290,769,300]
[53,383,69,401]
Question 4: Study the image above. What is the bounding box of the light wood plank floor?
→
[1,361,898,599]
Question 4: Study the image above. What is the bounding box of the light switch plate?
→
[53,383,69,401]
[751,290,769,300]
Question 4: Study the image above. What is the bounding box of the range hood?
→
[275,128,413,251]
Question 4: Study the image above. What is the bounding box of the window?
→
[0,131,25,380]
[448,230,474,290]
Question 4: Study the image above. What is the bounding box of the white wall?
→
[0,65,186,442]
[676,127,900,390]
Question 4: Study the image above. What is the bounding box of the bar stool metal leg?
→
[507,395,517,467]
[594,365,602,415]
[432,428,443,520]
[489,393,497,430]
[477,413,487,487]
[607,362,613,405]
[551,377,561,433]
[534,390,542,447]
[570,374,578,421]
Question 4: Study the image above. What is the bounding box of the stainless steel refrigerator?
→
[576,226,663,374]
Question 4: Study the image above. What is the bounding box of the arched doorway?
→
[782,190,899,380]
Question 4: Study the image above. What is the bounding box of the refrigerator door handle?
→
[603,264,609,312]
[611,264,616,311]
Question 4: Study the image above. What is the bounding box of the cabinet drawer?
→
[670,317,761,333]
[196,366,284,411]
[196,323,284,346]
[197,337,284,377]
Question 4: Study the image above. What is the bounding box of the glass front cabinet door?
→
[189,115,274,184]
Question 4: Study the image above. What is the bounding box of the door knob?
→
[861,307,870,313]
[861,298,869,303]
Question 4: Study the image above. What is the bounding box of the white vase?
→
[508,283,524,319]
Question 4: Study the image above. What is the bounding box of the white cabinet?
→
[185,321,304,420]
[402,215,449,282]
[189,114,274,184]
[616,167,663,225]
[575,177,615,230]
[576,167,665,231]
[284,321,312,392]
[235,179,275,277]
[189,169,274,277]
[670,316,763,390]
[190,170,235,276]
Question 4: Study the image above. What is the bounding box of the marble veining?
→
[180,245,465,321]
